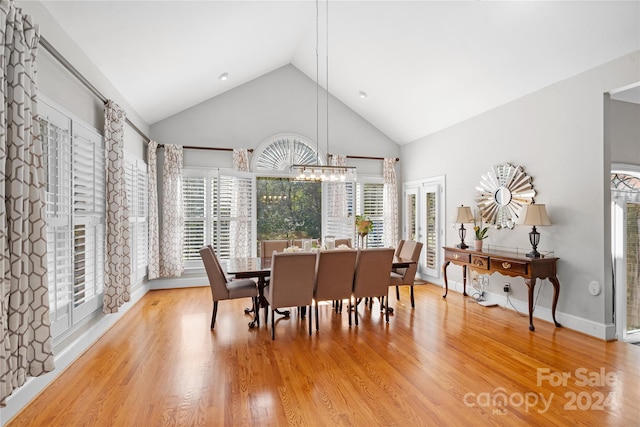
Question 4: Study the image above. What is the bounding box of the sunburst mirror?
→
[475,163,536,229]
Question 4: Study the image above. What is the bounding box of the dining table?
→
[226,254,416,328]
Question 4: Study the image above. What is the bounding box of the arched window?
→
[252,134,324,172]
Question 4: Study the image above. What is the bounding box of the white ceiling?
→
[41,1,640,145]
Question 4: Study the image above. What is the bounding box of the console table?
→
[442,246,561,332]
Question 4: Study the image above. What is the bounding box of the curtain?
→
[0,1,54,404]
[103,100,131,313]
[147,140,160,279]
[160,144,184,277]
[231,148,251,258]
[329,154,348,218]
[383,157,399,247]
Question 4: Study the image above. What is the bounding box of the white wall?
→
[150,64,399,173]
[401,50,640,339]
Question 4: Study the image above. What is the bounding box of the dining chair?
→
[391,240,423,308]
[313,249,357,330]
[260,240,289,257]
[199,246,259,329]
[263,252,317,340]
[352,248,395,325]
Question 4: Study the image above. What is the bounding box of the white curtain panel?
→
[330,154,348,217]
[383,157,399,247]
[160,144,184,277]
[0,1,54,404]
[147,140,160,280]
[231,149,251,258]
[103,100,131,313]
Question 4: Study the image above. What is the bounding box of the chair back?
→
[200,246,230,301]
[395,240,423,283]
[267,252,317,309]
[260,240,289,257]
[352,248,395,299]
[314,249,357,301]
[334,238,353,248]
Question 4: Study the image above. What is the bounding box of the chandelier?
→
[291,0,356,182]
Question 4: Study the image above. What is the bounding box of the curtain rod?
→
[158,144,253,153]
[329,154,400,162]
[39,36,151,144]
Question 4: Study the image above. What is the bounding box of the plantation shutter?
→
[322,181,355,244]
[72,122,106,321]
[356,182,385,248]
[124,156,149,285]
[40,104,73,336]
[182,175,207,261]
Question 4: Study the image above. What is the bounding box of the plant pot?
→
[474,239,483,251]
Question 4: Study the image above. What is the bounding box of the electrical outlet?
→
[503,283,510,293]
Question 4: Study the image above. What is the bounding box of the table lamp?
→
[455,205,475,249]
[522,203,551,258]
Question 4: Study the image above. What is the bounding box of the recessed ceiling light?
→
[219,73,229,81]
[359,91,367,99]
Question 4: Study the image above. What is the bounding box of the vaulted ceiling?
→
[41,1,640,145]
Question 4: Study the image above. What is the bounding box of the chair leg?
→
[254,297,260,326]
[211,301,218,329]
[271,309,275,340]
[348,299,352,326]
[396,286,400,300]
[315,300,319,331]
[355,300,359,326]
[410,286,415,308]
[385,295,390,323]
[308,305,312,336]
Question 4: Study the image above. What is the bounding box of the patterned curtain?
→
[160,144,184,277]
[103,100,131,313]
[0,1,54,403]
[231,148,251,258]
[330,154,348,217]
[147,140,160,279]
[383,157,399,247]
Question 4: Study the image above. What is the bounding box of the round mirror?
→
[475,163,535,228]
[494,186,512,206]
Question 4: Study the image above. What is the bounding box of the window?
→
[182,168,255,264]
[356,181,384,248]
[40,98,106,336]
[124,157,149,285]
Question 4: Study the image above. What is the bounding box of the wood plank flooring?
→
[7,284,640,426]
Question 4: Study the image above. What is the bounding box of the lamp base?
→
[456,242,469,249]
[526,249,541,258]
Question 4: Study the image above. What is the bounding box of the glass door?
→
[403,176,444,279]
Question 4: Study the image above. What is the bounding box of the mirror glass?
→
[475,163,535,229]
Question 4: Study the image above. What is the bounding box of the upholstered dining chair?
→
[313,249,358,330]
[200,246,259,329]
[391,240,423,308]
[260,240,290,257]
[263,252,317,340]
[352,248,395,325]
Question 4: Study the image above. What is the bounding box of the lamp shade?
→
[455,206,475,223]
[523,204,551,226]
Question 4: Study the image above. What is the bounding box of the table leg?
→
[442,261,450,298]
[462,265,468,297]
[526,278,536,331]
[549,276,562,327]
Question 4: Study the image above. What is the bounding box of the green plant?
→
[474,217,488,240]
[355,214,373,234]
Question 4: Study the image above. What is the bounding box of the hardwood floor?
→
[7,284,640,426]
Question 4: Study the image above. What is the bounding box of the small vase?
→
[474,239,483,251]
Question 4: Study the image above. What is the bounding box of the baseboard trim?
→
[442,280,612,340]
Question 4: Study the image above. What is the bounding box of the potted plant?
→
[355,215,373,236]
[473,217,488,251]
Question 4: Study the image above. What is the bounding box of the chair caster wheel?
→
[249,321,256,328]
